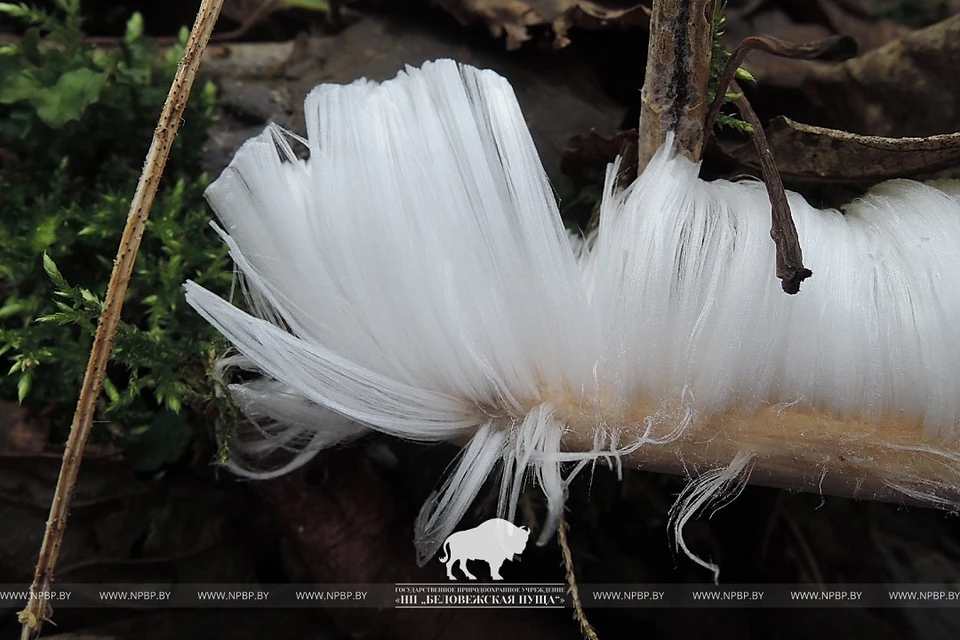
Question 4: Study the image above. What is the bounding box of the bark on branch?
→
[637,0,715,170]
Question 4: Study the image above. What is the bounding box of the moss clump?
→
[0,1,234,470]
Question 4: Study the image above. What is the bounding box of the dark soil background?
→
[2,1,960,639]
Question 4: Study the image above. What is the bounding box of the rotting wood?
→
[637,0,714,170]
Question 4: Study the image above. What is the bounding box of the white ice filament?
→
[183,59,960,576]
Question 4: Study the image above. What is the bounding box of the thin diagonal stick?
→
[17,1,225,637]
[558,515,600,640]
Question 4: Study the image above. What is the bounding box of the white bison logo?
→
[439,518,530,580]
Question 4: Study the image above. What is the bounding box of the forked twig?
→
[701,32,855,294]
[705,34,857,134]
[17,1,225,637]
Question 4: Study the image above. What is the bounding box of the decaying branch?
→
[556,393,960,514]
[637,0,714,170]
[718,119,960,183]
[17,1,225,638]
[805,14,960,138]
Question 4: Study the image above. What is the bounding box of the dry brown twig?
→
[17,1,225,637]
[558,515,599,640]
[728,80,813,294]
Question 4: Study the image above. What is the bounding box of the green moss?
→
[0,1,233,470]
[707,1,755,135]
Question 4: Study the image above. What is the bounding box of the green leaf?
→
[279,0,330,10]
[0,3,32,20]
[31,215,59,252]
[0,299,31,319]
[102,375,120,403]
[0,70,41,104]
[42,253,68,289]
[35,312,73,324]
[79,287,100,306]
[735,67,756,84]
[716,113,755,134]
[33,68,109,128]
[54,0,79,15]
[165,394,182,414]
[17,371,31,402]
[124,12,144,43]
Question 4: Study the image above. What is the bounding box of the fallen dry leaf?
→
[804,13,960,137]
[815,0,912,53]
[431,0,649,49]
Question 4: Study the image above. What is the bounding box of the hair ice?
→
[184,59,960,576]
